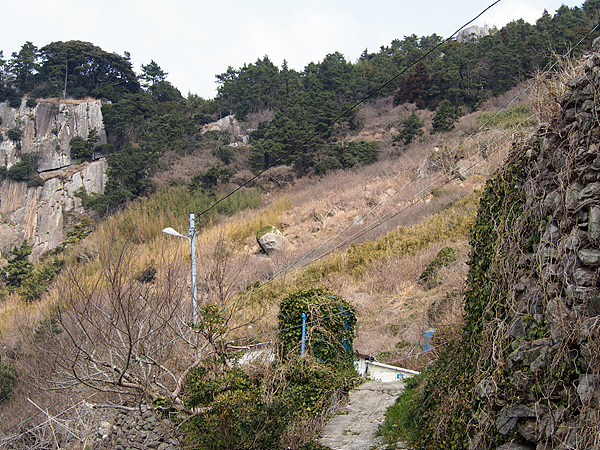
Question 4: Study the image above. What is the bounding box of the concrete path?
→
[317,380,408,450]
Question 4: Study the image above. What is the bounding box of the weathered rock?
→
[0,99,108,258]
[518,418,539,442]
[509,317,527,339]
[0,160,107,258]
[1,99,106,171]
[588,205,600,240]
[565,181,584,210]
[577,374,600,407]
[258,232,289,255]
[496,404,536,435]
[577,248,600,266]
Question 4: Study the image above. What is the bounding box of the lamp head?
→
[162,227,187,239]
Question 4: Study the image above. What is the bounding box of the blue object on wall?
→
[423,328,436,352]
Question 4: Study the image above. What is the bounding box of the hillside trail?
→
[317,380,409,450]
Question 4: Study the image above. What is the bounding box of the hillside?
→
[0,80,524,449]
[0,3,599,449]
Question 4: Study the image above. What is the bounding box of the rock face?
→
[0,98,107,171]
[0,99,107,258]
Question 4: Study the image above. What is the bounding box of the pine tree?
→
[2,241,34,288]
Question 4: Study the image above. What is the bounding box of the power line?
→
[222,18,600,307]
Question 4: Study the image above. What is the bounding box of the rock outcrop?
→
[0,98,106,171]
[0,99,107,258]
[201,114,249,144]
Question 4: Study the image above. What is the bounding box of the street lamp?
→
[163,213,197,323]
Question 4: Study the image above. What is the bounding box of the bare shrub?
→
[38,223,260,415]
[152,150,220,188]
[50,234,194,406]
[531,54,585,123]
[245,108,275,130]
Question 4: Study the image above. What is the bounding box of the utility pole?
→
[162,212,198,323]
[189,213,197,324]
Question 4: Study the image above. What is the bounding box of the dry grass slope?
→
[0,84,534,446]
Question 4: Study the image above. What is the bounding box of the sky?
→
[1,0,587,99]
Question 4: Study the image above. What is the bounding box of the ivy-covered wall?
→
[386,38,600,450]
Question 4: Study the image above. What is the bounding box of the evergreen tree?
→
[8,41,39,93]
[2,241,34,288]
[140,60,167,88]
[431,100,458,133]
[396,112,425,145]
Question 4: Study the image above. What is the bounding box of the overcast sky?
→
[1,0,587,99]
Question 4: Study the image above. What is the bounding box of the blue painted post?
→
[341,307,350,352]
[301,313,307,357]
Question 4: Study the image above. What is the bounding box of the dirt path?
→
[317,380,408,450]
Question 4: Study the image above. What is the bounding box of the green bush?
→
[2,240,34,289]
[278,287,356,366]
[6,153,38,185]
[188,166,235,193]
[183,364,288,450]
[182,356,356,450]
[418,246,458,289]
[69,136,92,161]
[431,100,458,133]
[314,156,342,176]
[7,127,23,142]
[180,286,358,449]
[0,356,17,402]
[22,257,64,302]
[70,129,100,161]
[395,112,424,145]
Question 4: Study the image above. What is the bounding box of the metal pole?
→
[301,313,306,357]
[189,212,197,324]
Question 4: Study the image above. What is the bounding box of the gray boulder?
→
[258,232,289,255]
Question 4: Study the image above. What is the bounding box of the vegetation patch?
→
[179,287,358,449]
[379,138,544,448]
[419,246,458,289]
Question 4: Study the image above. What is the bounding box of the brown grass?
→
[530,53,586,123]
[0,80,534,444]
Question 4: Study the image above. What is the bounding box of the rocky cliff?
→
[0,99,107,259]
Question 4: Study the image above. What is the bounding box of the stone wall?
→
[471,38,600,449]
[0,99,107,258]
[92,407,179,450]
